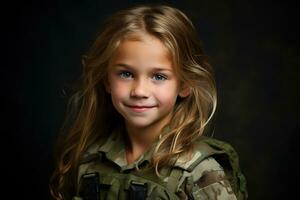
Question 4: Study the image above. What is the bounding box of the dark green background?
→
[3,0,298,199]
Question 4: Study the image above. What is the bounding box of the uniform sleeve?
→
[178,157,237,200]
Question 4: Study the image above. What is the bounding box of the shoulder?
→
[175,156,237,200]
[183,156,237,199]
[174,136,232,171]
[174,137,246,199]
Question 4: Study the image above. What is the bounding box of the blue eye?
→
[119,71,133,79]
[153,74,167,81]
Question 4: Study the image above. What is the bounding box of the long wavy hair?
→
[50,4,217,200]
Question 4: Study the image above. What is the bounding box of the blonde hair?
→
[50,4,217,199]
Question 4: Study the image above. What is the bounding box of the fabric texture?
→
[74,128,248,200]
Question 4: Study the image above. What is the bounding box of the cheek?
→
[160,93,178,106]
[110,80,129,99]
[155,84,179,105]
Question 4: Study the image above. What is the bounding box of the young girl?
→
[50,4,247,200]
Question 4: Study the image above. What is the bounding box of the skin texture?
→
[106,34,189,163]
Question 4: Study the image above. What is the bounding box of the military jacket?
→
[73,129,247,200]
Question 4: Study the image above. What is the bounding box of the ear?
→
[179,84,190,98]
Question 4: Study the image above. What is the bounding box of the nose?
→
[130,78,149,98]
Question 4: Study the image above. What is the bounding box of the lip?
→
[125,104,156,113]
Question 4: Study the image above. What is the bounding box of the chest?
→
[75,158,182,200]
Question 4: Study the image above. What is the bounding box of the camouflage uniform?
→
[73,128,247,200]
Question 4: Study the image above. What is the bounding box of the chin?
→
[125,118,155,128]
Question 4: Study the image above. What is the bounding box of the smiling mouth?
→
[125,104,156,113]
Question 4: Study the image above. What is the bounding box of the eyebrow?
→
[113,63,173,72]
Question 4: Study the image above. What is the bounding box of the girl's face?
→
[106,34,188,130]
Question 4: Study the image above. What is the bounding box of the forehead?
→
[111,34,173,70]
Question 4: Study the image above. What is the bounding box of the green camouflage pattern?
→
[73,128,247,199]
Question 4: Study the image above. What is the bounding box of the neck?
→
[124,115,171,164]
